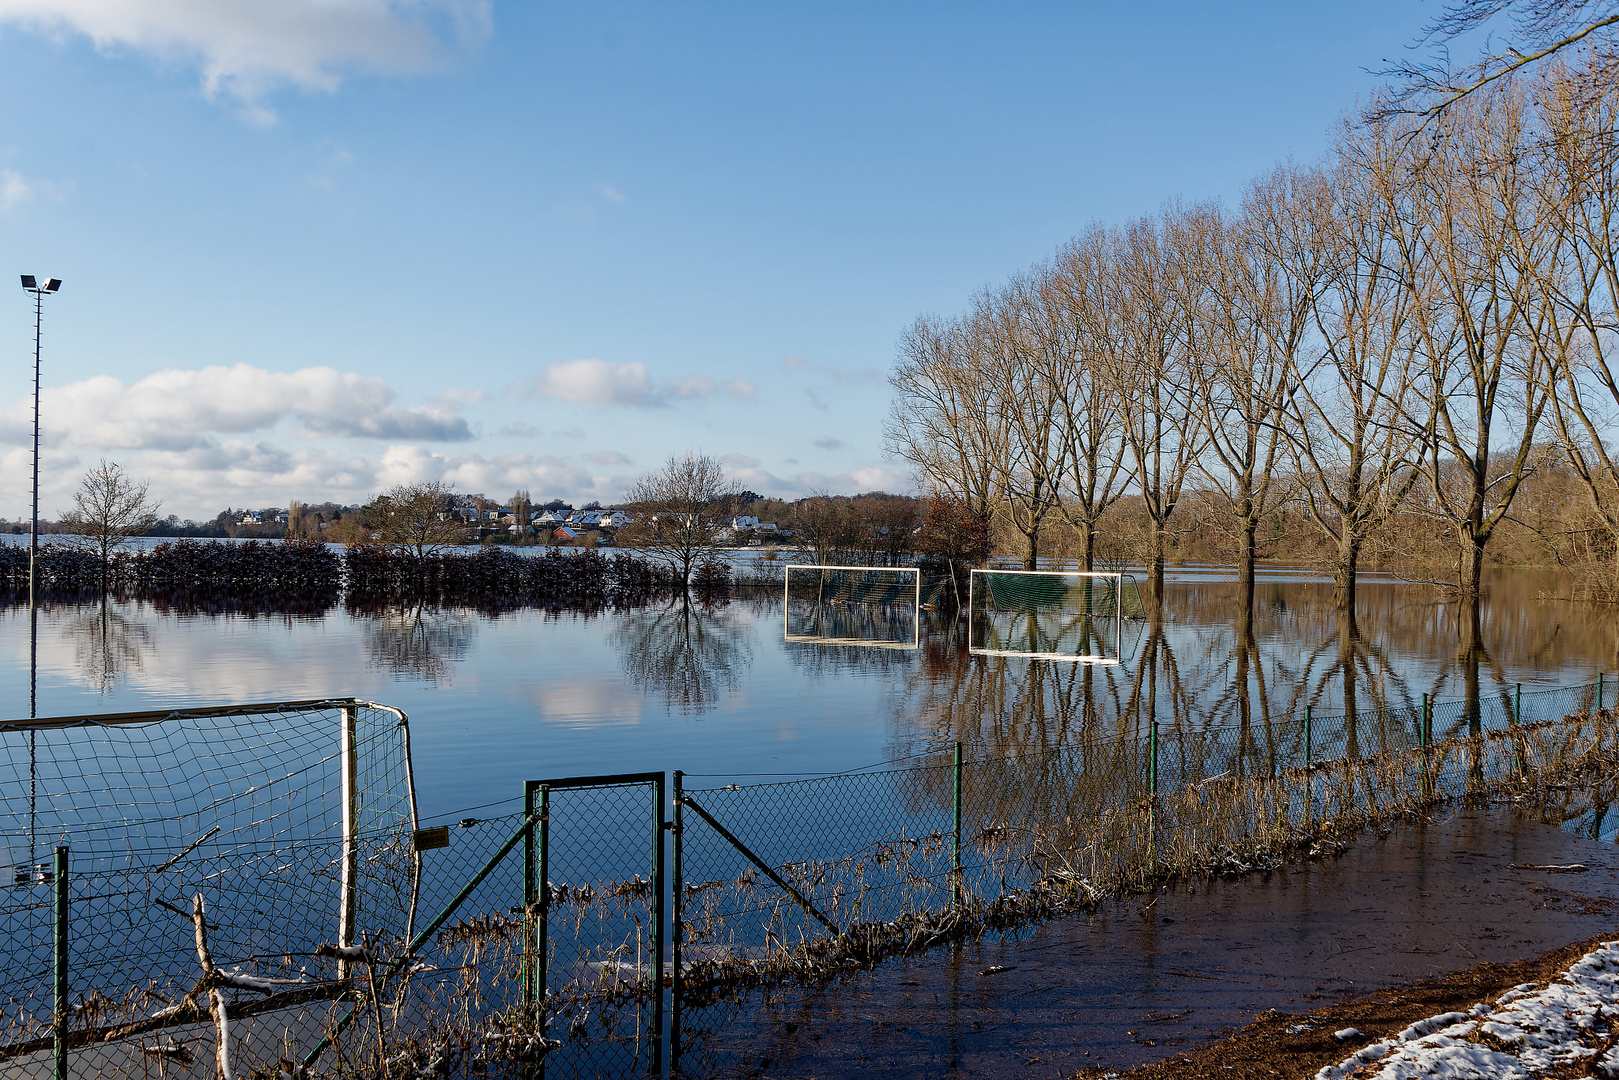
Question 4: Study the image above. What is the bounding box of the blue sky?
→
[0,1,1433,520]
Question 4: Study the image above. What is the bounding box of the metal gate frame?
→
[521,771,668,1073]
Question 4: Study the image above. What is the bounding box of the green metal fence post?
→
[53,844,68,1080]
[1602,672,1607,711]
[522,780,540,1019]
[536,785,550,1017]
[651,774,666,1074]
[952,742,963,908]
[672,770,684,1073]
[1421,694,1431,748]
[1149,721,1159,798]
[1303,706,1313,829]
[1515,683,1522,724]
[1304,707,1312,771]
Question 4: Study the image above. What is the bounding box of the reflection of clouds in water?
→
[64,602,154,693]
[530,679,649,728]
[23,599,368,704]
[612,601,751,715]
[363,604,476,686]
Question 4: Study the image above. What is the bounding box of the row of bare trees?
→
[887,61,1619,649]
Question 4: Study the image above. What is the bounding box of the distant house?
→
[447,507,479,523]
[599,509,633,528]
[240,512,262,525]
[569,510,604,528]
[732,515,761,532]
[534,510,567,526]
[554,527,579,542]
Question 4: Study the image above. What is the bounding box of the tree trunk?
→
[1333,532,1361,617]
[1236,517,1257,614]
[1023,524,1039,571]
[1148,519,1167,606]
[1080,523,1096,574]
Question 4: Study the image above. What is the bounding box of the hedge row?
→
[0,541,726,605]
[0,538,340,589]
[343,545,680,602]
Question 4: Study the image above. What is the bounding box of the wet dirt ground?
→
[693,807,1619,1078]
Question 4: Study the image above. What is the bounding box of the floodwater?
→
[7,558,1619,1077]
[705,806,1619,1078]
[1,561,1615,823]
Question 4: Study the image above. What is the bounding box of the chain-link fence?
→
[9,676,1619,1079]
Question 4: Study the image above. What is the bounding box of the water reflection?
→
[611,598,751,714]
[63,600,153,692]
[360,603,477,685]
[892,575,1619,777]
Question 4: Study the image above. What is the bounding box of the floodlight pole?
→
[22,275,59,879]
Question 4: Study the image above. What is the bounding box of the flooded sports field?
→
[3,558,1617,1078]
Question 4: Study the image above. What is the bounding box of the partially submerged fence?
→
[8,677,1619,1078]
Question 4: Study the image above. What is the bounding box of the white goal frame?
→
[782,564,922,650]
[968,568,1125,664]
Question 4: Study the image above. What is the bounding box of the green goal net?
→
[783,564,921,649]
[968,569,1144,662]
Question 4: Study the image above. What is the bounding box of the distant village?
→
[7,491,796,547]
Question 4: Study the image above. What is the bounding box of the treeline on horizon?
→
[885,60,1619,635]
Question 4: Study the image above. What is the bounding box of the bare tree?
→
[619,452,736,592]
[1047,226,1130,572]
[1283,144,1425,615]
[975,275,1065,569]
[60,459,161,591]
[364,480,467,559]
[1110,209,1207,604]
[1187,192,1309,609]
[885,314,1005,530]
[1377,0,1619,122]
[1527,65,1619,592]
[1398,85,1555,653]
[791,491,864,565]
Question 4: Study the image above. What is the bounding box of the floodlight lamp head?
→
[19,275,35,289]
[43,279,61,292]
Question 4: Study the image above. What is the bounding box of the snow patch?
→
[1314,941,1619,1079]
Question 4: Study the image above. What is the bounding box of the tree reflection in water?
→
[612,596,752,714]
[65,598,154,692]
[362,603,477,685]
[890,576,1603,785]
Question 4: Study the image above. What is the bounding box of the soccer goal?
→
[968,569,1143,663]
[783,564,922,649]
[0,699,421,1069]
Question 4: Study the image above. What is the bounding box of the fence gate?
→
[522,772,666,1078]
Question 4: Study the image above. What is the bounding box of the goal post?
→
[783,564,922,649]
[968,569,1142,663]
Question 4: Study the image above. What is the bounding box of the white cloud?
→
[516,359,755,408]
[373,445,605,500]
[518,358,658,407]
[1,169,34,209]
[0,0,491,114]
[718,462,913,500]
[813,437,845,450]
[0,363,472,452]
[498,421,540,438]
[586,449,629,465]
[598,183,626,204]
[721,453,759,468]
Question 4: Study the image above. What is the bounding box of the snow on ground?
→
[1315,941,1619,1078]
